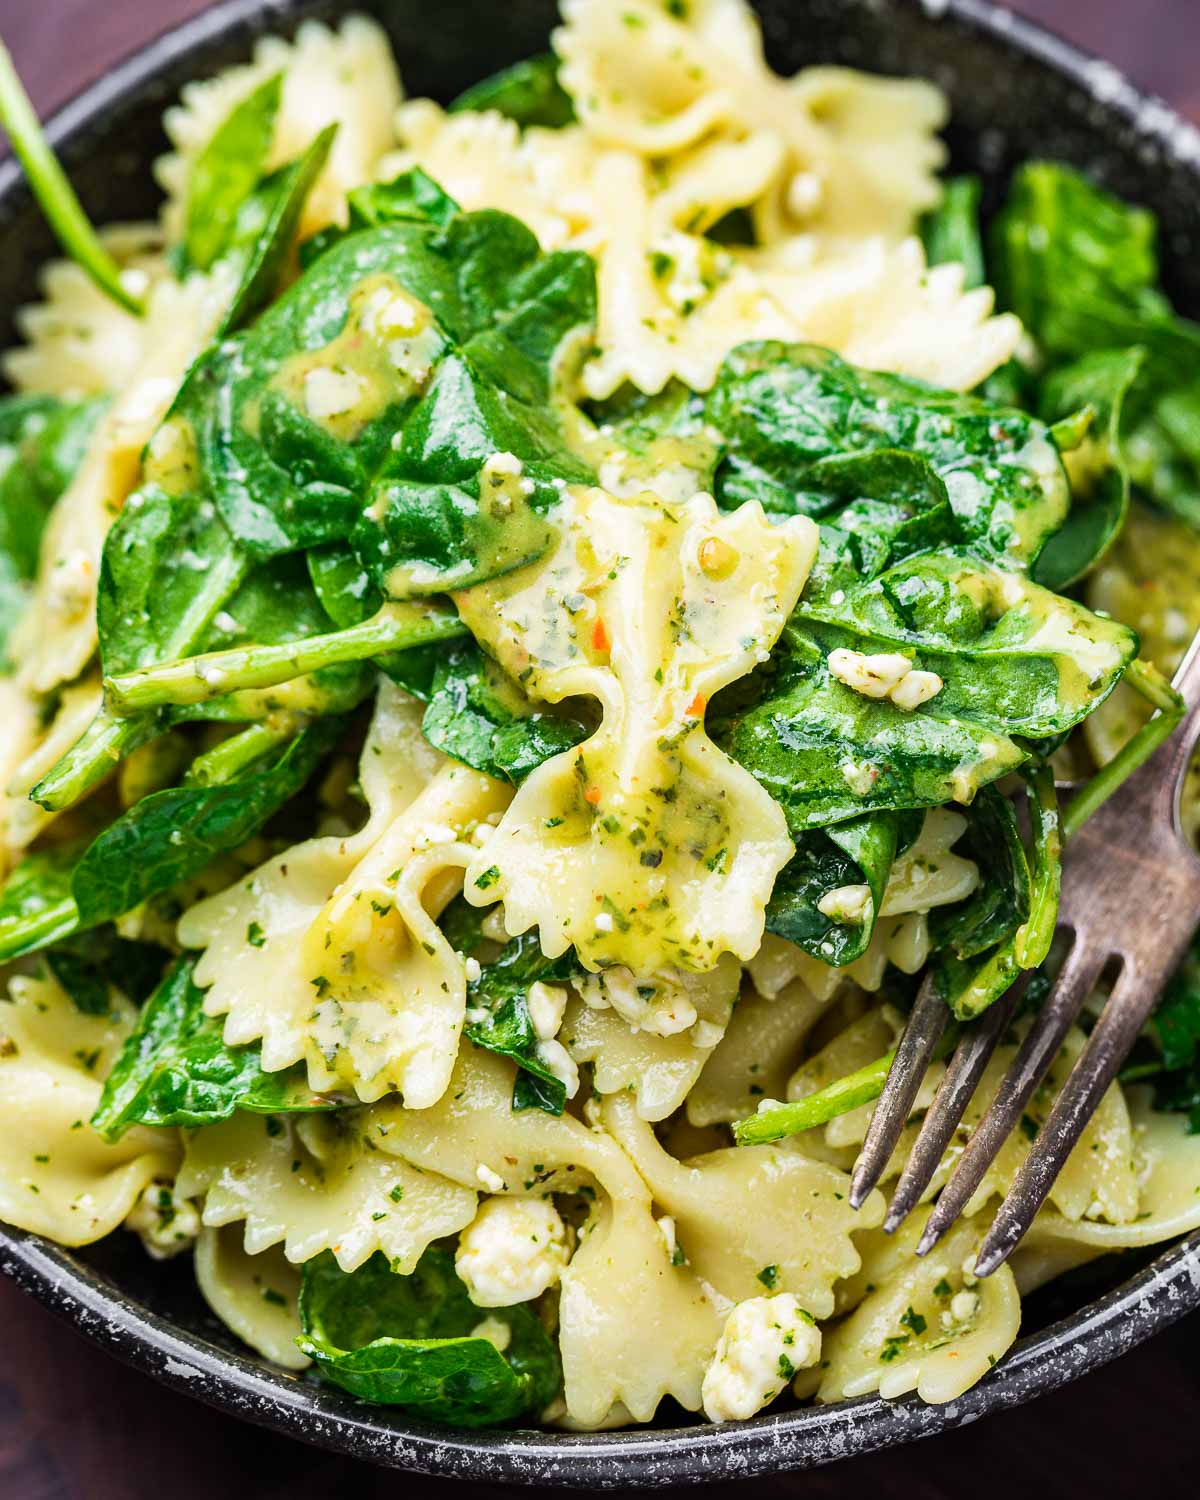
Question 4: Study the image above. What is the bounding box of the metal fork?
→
[847,635,1200,1277]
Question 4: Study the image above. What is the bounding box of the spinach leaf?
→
[204,204,594,577]
[990,161,1200,532]
[98,480,249,678]
[919,174,984,289]
[706,342,1070,568]
[0,393,105,655]
[182,72,282,273]
[346,167,460,232]
[1032,347,1146,589]
[298,1248,561,1424]
[449,53,575,129]
[462,927,581,1114]
[1154,933,1200,1075]
[72,715,344,928]
[217,123,338,336]
[423,641,589,785]
[92,955,337,1140]
[45,929,170,1015]
[927,787,1030,960]
[0,843,82,960]
[306,544,445,699]
[764,812,907,966]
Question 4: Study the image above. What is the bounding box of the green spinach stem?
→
[184,720,294,786]
[105,603,468,712]
[0,42,143,315]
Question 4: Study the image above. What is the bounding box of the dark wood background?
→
[1,1,1199,1494]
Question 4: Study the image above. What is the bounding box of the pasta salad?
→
[0,0,1199,1432]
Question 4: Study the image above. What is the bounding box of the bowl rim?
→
[2,0,1200,1484]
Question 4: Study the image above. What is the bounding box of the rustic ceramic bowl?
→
[1,0,1199,1484]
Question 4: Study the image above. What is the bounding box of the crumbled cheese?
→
[535,1038,580,1098]
[527,980,569,1041]
[576,966,699,1037]
[304,366,364,421]
[475,1163,507,1194]
[816,883,873,925]
[455,1196,570,1307]
[840,758,879,797]
[464,957,483,984]
[828,648,912,699]
[470,1315,512,1353]
[890,669,944,711]
[786,170,824,218]
[701,1294,821,1423]
[124,1180,201,1261]
[828,648,944,713]
[950,1289,979,1324]
[583,1096,604,1130]
[691,1019,725,1050]
[657,1215,678,1261]
[593,912,615,934]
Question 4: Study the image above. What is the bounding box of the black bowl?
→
[2,0,1200,1484]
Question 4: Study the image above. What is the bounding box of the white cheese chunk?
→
[702,1294,821,1423]
[455,1196,570,1307]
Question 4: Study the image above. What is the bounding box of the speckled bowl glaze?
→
[1,0,1199,1484]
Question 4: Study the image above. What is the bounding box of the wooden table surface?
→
[1,1,1199,1495]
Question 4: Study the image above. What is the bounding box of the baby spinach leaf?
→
[706,342,1070,568]
[204,205,594,576]
[1154,932,1200,1075]
[298,1248,561,1424]
[765,812,906,966]
[719,548,1134,835]
[72,715,344,928]
[919,174,984,289]
[462,930,582,1114]
[0,843,82,961]
[1032,346,1146,589]
[217,123,337,336]
[423,640,589,785]
[182,72,282,274]
[990,161,1200,532]
[92,955,338,1141]
[46,929,170,1015]
[0,392,105,655]
[449,53,575,129]
[98,481,250,678]
[347,168,461,232]
[305,545,445,698]
[927,787,1030,960]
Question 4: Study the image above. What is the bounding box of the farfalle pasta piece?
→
[0,974,179,1244]
[371,1046,726,1425]
[156,16,402,243]
[754,235,1023,393]
[562,954,741,1121]
[579,153,798,398]
[818,1211,1020,1404]
[553,0,946,243]
[2,225,164,397]
[603,1091,880,1314]
[194,1225,310,1370]
[177,1109,476,1273]
[456,486,818,973]
[180,687,442,1078]
[687,976,831,1127]
[380,103,598,253]
[299,760,510,1104]
[13,263,237,695]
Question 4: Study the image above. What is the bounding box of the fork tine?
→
[849,973,947,1209]
[883,977,1027,1234]
[972,960,1158,1276]
[915,936,1107,1257]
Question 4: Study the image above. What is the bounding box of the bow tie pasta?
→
[455,487,818,973]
